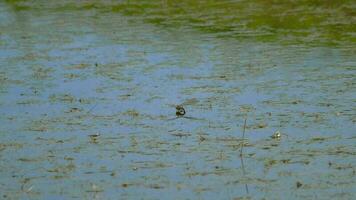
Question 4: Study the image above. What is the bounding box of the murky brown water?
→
[0,1,355,199]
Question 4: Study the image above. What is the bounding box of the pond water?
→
[0,1,355,199]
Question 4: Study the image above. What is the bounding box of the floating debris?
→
[123,109,140,117]
[171,132,191,137]
[49,93,76,103]
[148,184,164,189]
[296,181,303,188]
[198,135,206,142]
[65,107,82,113]
[122,183,128,188]
[257,123,267,129]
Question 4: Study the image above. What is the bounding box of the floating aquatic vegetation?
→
[122,109,140,118]
[49,94,76,103]
[65,63,90,70]
[31,67,53,80]
[0,1,355,199]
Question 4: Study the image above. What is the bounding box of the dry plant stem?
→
[240,116,247,157]
[239,115,249,194]
[240,155,249,194]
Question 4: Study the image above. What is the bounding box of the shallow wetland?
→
[0,0,355,199]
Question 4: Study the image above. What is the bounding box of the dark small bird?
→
[175,105,186,117]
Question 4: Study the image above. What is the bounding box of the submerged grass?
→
[4,0,356,45]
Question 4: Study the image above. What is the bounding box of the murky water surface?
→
[0,1,355,199]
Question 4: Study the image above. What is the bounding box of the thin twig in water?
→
[240,116,247,157]
[240,155,249,194]
[239,115,249,194]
